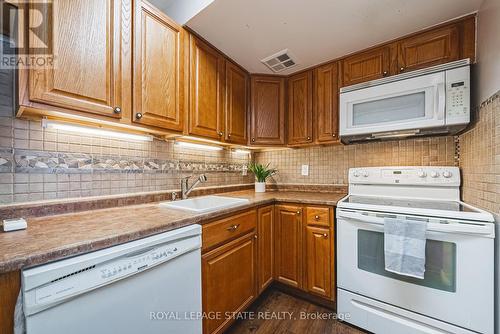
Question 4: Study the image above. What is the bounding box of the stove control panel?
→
[349,167,460,186]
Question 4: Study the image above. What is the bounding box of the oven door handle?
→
[337,210,495,237]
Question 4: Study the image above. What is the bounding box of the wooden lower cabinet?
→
[202,232,257,334]
[305,226,333,299]
[257,206,274,293]
[274,205,303,289]
[0,271,20,334]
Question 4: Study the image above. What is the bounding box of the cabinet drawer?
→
[306,207,331,227]
[203,210,257,251]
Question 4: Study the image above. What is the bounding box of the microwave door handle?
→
[436,82,446,121]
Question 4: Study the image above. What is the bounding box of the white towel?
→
[14,290,25,334]
[384,217,427,279]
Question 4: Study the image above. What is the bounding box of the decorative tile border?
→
[13,149,247,174]
[0,148,13,173]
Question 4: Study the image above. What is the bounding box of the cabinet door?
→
[305,226,333,299]
[274,205,303,288]
[202,233,257,334]
[257,206,274,293]
[28,0,131,118]
[225,62,248,145]
[314,62,339,143]
[341,46,390,87]
[189,36,225,140]
[397,25,460,73]
[132,0,184,131]
[287,71,313,146]
[250,76,286,146]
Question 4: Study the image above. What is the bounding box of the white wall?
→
[149,0,215,25]
[475,0,500,105]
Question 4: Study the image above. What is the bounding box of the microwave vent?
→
[261,49,297,73]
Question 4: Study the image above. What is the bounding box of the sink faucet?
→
[181,174,208,199]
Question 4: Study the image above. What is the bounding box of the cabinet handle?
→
[400,67,405,72]
[226,224,240,231]
[382,71,388,77]
[323,233,328,238]
[315,215,320,220]
[113,107,122,114]
[135,113,143,120]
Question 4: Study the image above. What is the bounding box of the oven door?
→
[339,71,446,136]
[337,209,494,334]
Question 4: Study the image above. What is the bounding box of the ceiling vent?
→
[261,49,297,73]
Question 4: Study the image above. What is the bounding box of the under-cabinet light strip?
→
[175,141,223,151]
[41,120,153,142]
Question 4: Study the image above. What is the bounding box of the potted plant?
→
[248,162,277,193]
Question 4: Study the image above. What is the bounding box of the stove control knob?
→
[418,171,427,178]
[443,171,453,178]
[353,171,360,177]
[362,171,369,177]
[430,171,440,178]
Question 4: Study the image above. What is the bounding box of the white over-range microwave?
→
[339,59,470,144]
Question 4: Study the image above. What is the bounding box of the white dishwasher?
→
[22,225,202,334]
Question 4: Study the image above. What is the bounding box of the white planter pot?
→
[255,182,266,193]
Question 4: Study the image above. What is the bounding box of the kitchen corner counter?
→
[0,190,346,274]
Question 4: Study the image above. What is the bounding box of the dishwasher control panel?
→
[33,241,186,306]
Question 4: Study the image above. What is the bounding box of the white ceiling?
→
[186,0,483,75]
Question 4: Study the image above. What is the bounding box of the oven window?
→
[352,92,426,126]
[357,230,456,292]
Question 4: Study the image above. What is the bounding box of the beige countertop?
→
[0,190,346,274]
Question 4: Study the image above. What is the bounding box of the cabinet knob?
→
[315,215,320,220]
[113,107,122,114]
[382,71,388,77]
[135,113,143,120]
[228,134,231,138]
[400,67,405,72]
[219,131,224,136]
[252,138,256,142]
[307,136,311,140]
[296,211,301,215]
[254,235,258,239]
[332,133,336,137]
[323,233,328,238]
[226,224,240,232]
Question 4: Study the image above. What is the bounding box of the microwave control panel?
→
[445,66,470,125]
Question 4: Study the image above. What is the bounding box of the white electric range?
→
[336,166,495,334]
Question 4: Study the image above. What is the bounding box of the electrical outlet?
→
[301,164,309,176]
[242,165,248,176]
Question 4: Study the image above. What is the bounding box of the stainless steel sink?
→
[159,195,250,213]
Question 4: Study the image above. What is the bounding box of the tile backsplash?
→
[459,91,500,213]
[0,119,253,204]
[255,137,457,186]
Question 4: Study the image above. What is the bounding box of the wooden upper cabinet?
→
[189,36,225,140]
[224,62,248,145]
[132,0,185,131]
[250,76,286,146]
[257,206,274,293]
[202,233,257,334]
[28,0,131,118]
[274,205,303,289]
[287,71,313,146]
[314,62,339,143]
[341,46,390,87]
[396,25,460,73]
